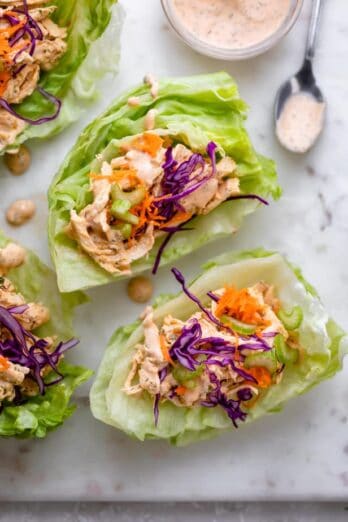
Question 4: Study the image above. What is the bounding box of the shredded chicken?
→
[0,1,67,147]
[0,361,29,402]
[248,282,288,338]
[123,307,165,396]
[124,282,290,410]
[0,274,54,405]
[68,136,241,275]
[0,109,26,149]
[34,37,67,71]
[4,64,40,105]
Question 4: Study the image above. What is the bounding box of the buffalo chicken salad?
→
[0,0,121,154]
[0,232,91,438]
[48,72,280,293]
[0,0,67,148]
[90,251,347,445]
[66,132,267,276]
[124,268,302,427]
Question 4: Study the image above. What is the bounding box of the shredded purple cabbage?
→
[227,194,269,206]
[0,2,62,126]
[154,142,216,222]
[237,388,253,402]
[0,304,79,400]
[154,366,169,426]
[207,291,219,303]
[0,87,61,125]
[171,268,223,329]
[152,223,193,275]
[202,372,248,428]
[151,142,218,274]
[151,266,279,426]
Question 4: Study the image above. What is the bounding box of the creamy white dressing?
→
[127,96,141,107]
[144,73,159,99]
[276,93,325,153]
[144,109,157,131]
[172,0,291,50]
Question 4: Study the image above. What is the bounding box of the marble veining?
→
[0,0,347,502]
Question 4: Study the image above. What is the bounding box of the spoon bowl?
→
[275,59,325,121]
[275,0,325,154]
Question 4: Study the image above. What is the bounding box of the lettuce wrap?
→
[0,230,92,438]
[1,0,121,154]
[90,249,347,446]
[48,72,281,293]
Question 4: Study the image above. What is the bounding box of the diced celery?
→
[277,306,303,331]
[221,315,256,335]
[274,334,298,364]
[244,351,277,373]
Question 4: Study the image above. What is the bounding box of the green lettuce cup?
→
[0,230,92,438]
[1,0,121,154]
[48,72,281,293]
[90,249,347,446]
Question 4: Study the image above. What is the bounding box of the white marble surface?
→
[0,0,348,503]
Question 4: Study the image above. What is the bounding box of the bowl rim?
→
[161,0,305,60]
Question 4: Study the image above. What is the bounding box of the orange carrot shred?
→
[246,366,272,389]
[160,211,192,229]
[215,286,269,327]
[160,334,175,365]
[0,355,10,371]
[130,133,164,157]
[0,70,11,96]
[175,385,187,396]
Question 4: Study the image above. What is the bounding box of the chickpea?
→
[4,145,31,176]
[6,199,36,226]
[127,276,154,304]
[0,243,26,269]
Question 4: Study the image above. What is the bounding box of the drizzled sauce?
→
[172,0,291,50]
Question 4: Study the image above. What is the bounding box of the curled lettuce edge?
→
[48,71,281,293]
[4,0,122,154]
[90,249,348,447]
[0,231,92,438]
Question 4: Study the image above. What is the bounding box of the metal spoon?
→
[275,0,326,153]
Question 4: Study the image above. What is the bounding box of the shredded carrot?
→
[130,133,164,157]
[234,348,243,362]
[0,355,10,371]
[130,193,167,238]
[175,385,187,396]
[160,211,192,229]
[215,286,269,327]
[0,20,25,59]
[0,16,28,97]
[160,334,175,365]
[90,169,140,186]
[0,70,11,96]
[244,395,259,409]
[246,366,272,389]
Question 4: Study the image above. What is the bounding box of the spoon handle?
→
[305,0,323,61]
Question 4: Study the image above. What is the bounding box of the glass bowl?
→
[161,0,304,60]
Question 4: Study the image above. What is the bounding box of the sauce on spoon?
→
[276,93,325,153]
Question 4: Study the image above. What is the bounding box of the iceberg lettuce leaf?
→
[4,0,121,152]
[90,250,347,446]
[0,230,92,438]
[48,72,281,292]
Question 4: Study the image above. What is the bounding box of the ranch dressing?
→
[276,93,325,153]
[172,0,291,50]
